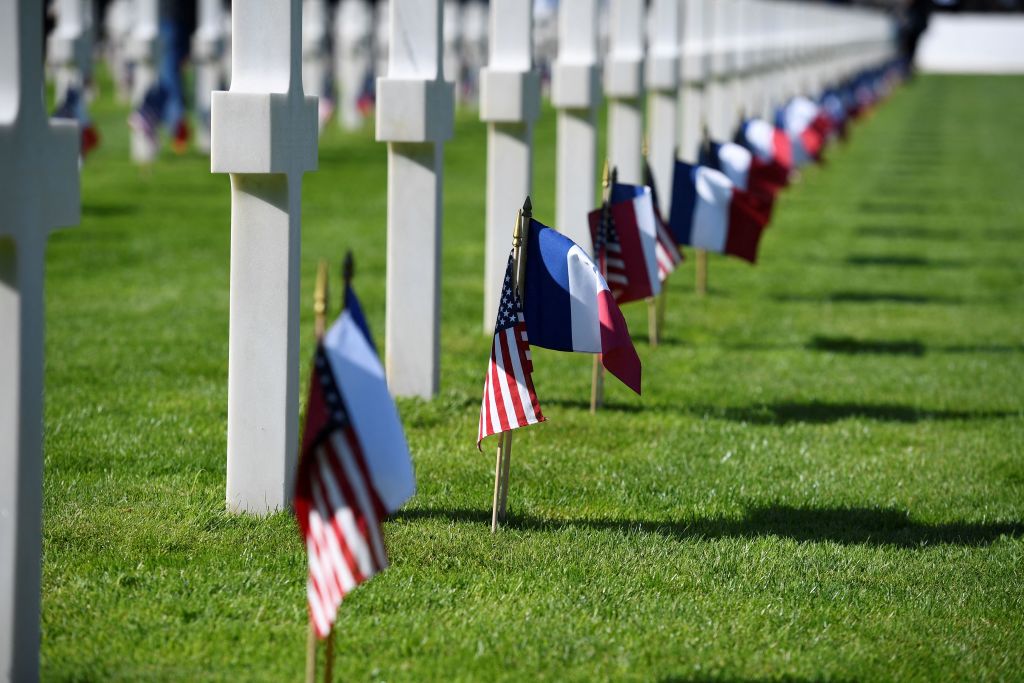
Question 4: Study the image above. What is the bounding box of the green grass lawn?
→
[40,74,1023,681]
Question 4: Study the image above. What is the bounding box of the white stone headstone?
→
[480,0,539,329]
[302,0,333,131]
[443,0,463,103]
[127,0,159,163]
[374,0,390,84]
[679,0,709,162]
[552,0,600,252]
[460,0,488,106]
[334,0,373,131]
[532,0,558,98]
[47,0,91,106]
[104,0,135,102]
[646,0,681,217]
[192,0,226,152]
[1,2,81,678]
[375,0,454,399]
[605,0,645,185]
[211,0,318,514]
[707,0,738,141]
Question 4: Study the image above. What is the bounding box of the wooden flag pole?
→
[323,626,334,683]
[642,135,659,348]
[307,260,334,683]
[305,622,318,683]
[492,197,532,532]
[491,433,505,533]
[656,281,669,334]
[695,251,708,296]
[314,260,329,339]
[341,250,354,314]
[590,162,613,414]
[695,123,712,296]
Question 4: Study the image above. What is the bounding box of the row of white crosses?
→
[0,1,895,678]
[2,1,82,679]
[47,0,94,110]
[127,0,159,163]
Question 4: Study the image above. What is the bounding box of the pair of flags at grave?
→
[294,282,414,639]
[478,220,643,445]
[577,160,683,311]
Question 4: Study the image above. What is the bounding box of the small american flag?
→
[593,200,629,294]
[644,159,683,282]
[477,255,544,446]
[295,344,389,639]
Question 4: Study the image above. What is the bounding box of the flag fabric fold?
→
[778,96,827,166]
[668,161,769,264]
[295,290,415,639]
[522,220,642,395]
[477,255,545,447]
[643,159,684,283]
[737,117,793,183]
[700,141,778,225]
[587,183,661,304]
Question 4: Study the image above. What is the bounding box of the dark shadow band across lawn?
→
[395,505,1023,548]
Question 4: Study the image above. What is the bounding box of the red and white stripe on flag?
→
[295,346,390,639]
[478,257,545,446]
[654,215,682,283]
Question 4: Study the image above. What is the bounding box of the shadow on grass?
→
[82,201,138,218]
[844,254,963,268]
[773,291,960,305]
[541,397,647,414]
[731,337,1023,356]
[660,677,858,683]
[807,335,925,356]
[807,336,1024,356]
[396,505,1022,548]
[858,200,944,216]
[856,225,959,240]
[693,401,1017,424]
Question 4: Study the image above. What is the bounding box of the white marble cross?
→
[605,0,646,185]
[127,0,159,163]
[192,0,226,153]
[707,0,739,141]
[552,0,600,253]
[443,0,464,103]
[334,0,374,131]
[211,0,318,514]
[679,0,710,162]
[646,0,681,216]
[374,0,390,85]
[480,0,539,330]
[1,2,81,678]
[460,0,488,106]
[376,0,454,399]
[302,0,332,132]
[47,0,91,106]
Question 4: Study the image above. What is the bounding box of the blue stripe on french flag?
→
[522,219,641,394]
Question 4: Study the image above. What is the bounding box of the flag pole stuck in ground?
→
[296,249,416,678]
[490,198,532,532]
[695,123,712,296]
[590,161,613,414]
[641,135,659,348]
[307,259,332,683]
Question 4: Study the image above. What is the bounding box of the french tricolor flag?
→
[700,141,778,225]
[668,161,769,265]
[522,220,642,395]
[737,118,793,184]
[584,182,661,305]
[778,97,827,167]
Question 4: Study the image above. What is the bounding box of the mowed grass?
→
[40,74,1023,681]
